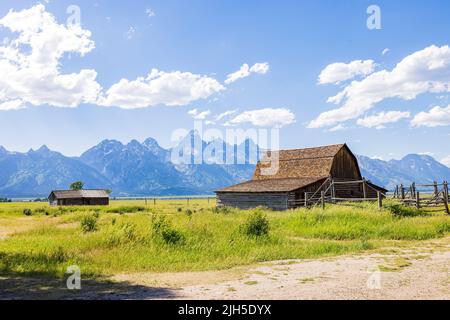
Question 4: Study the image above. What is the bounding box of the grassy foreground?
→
[0,199,449,279]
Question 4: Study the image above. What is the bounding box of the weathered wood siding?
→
[53,198,109,206]
[217,192,289,210]
[330,146,362,180]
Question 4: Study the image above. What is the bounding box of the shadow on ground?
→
[0,272,177,300]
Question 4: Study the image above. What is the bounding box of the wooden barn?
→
[48,190,110,206]
[215,144,387,210]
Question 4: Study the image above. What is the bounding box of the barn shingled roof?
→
[216,144,346,193]
[253,144,345,180]
[50,190,110,199]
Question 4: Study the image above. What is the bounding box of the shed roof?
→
[216,177,326,193]
[49,189,109,199]
[253,144,345,180]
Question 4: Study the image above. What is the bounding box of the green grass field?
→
[0,199,448,279]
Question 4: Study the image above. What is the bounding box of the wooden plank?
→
[377,192,382,210]
[416,191,420,209]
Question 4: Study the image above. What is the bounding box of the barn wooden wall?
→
[330,147,362,180]
[217,192,289,210]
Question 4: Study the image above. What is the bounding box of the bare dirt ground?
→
[1,237,449,300]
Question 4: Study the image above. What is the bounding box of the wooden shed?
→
[215,144,387,210]
[48,190,110,206]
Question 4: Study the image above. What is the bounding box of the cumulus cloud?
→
[188,108,211,120]
[357,111,411,129]
[225,62,269,84]
[318,59,376,85]
[309,45,450,128]
[98,69,225,109]
[382,48,390,55]
[226,108,295,128]
[0,5,229,111]
[0,4,101,110]
[411,104,450,127]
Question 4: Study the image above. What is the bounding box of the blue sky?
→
[0,0,449,165]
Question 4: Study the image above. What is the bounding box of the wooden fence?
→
[292,178,449,215]
[393,181,449,214]
[289,178,385,210]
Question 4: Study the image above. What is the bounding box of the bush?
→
[385,203,427,217]
[161,228,185,245]
[185,209,193,218]
[151,214,185,245]
[151,214,170,234]
[23,208,33,216]
[81,215,98,233]
[242,211,270,238]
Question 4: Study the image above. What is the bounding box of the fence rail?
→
[393,181,449,214]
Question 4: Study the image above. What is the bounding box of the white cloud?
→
[309,45,450,128]
[98,69,225,109]
[225,62,269,84]
[440,155,450,167]
[382,48,390,55]
[146,8,156,18]
[249,62,269,74]
[411,104,450,127]
[215,109,237,121]
[357,111,410,129]
[328,124,347,132]
[188,108,211,120]
[125,26,136,39]
[226,108,295,128]
[0,4,101,110]
[318,59,376,85]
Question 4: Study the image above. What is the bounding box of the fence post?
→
[433,181,438,198]
[145,198,147,206]
[443,181,449,201]
[412,182,416,199]
[362,178,367,199]
[304,192,308,207]
[416,191,420,209]
[443,182,449,215]
[153,198,156,205]
[331,179,336,203]
[377,192,382,210]
[321,191,325,210]
[394,185,398,198]
[187,198,190,205]
[400,184,405,199]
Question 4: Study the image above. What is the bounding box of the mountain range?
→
[0,132,258,198]
[0,135,449,198]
